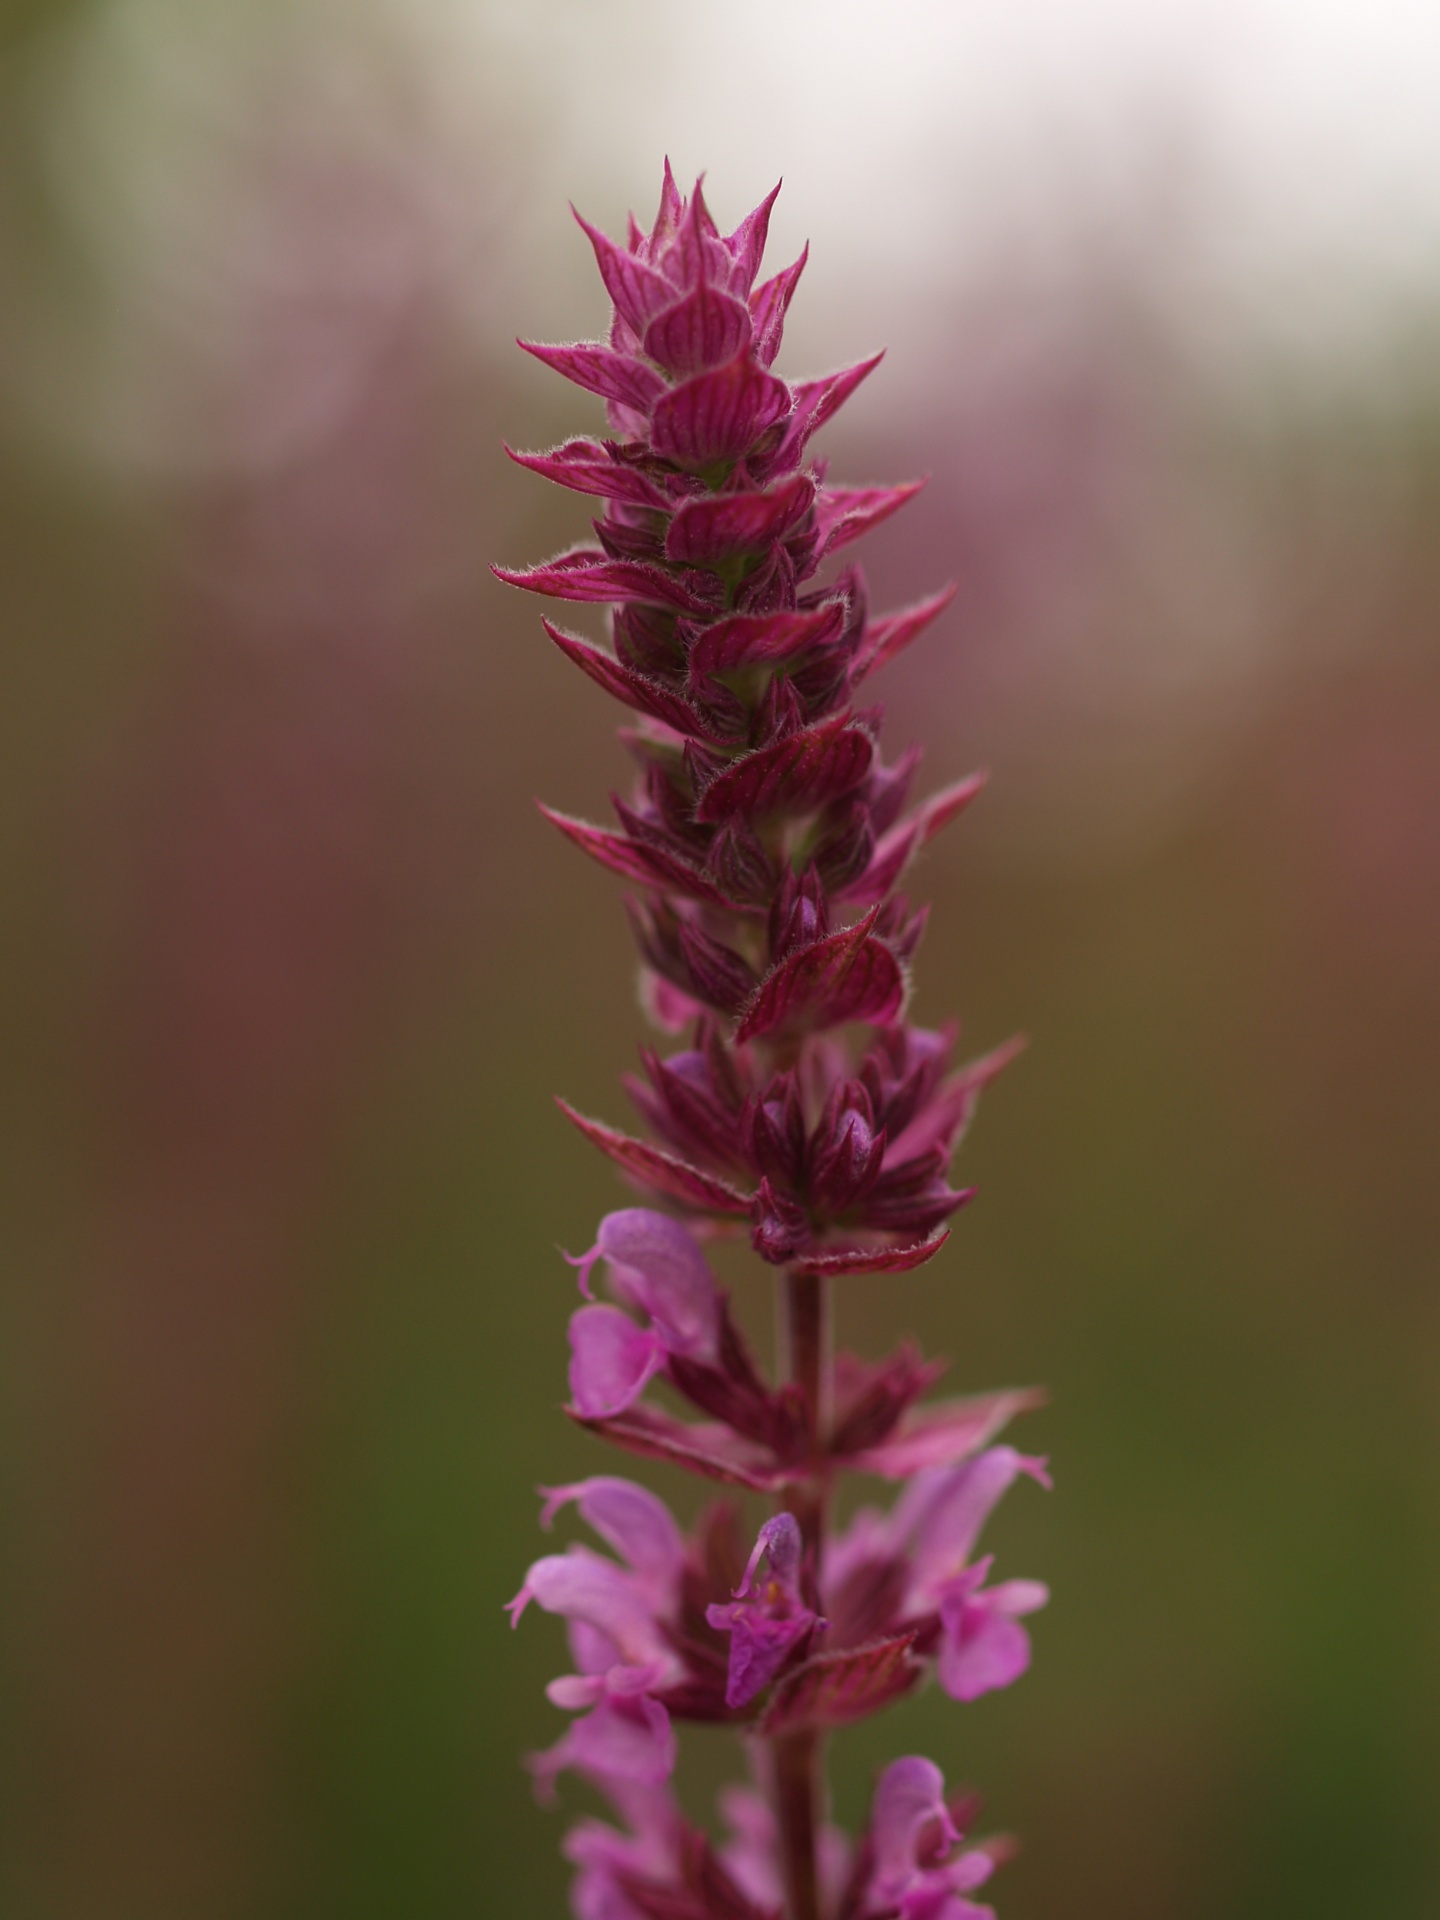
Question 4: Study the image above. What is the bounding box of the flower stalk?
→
[499,164,1048,1920]
[776,1267,829,1920]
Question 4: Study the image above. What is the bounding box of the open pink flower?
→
[706,1513,825,1708]
[508,1477,686,1788]
[822,1446,1050,1702]
[894,1447,1051,1701]
[865,1757,999,1920]
[560,1747,685,1920]
[566,1209,722,1418]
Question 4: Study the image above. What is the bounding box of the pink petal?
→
[944,1849,999,1896]
[718,1785,783,1910]
[546,1673,607,1710]
[936,1600,1034,1703]
[900,1448,1051,1594]
[989,1578,1050,1617]
[735,1512,804,1600]
[639,967,704,1034]
[567,1304,664,1419]
[870,1757,960,1885]
[516,1547,661,1656]
[594,1207,721,1360]
[537,1694,677,1792]
[706,1606,816,1709]
[538,1476,685,1589]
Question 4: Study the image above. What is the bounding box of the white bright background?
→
[12,0,1440,853]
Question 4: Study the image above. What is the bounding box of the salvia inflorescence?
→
[497,164,1048,1920]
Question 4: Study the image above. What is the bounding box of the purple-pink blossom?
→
[864,1757,1001,1920]
[566,1208,722,1417]
[706,1512,825,1707]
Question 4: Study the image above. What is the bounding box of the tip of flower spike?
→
[727,177,783,270]
[658,155,681,225]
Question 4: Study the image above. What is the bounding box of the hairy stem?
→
[772,1269,832,1920]
[773,1728,822,1920]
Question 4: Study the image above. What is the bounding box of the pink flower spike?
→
[499,166,1052,1911]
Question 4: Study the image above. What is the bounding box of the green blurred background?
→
[2,2,1438,1915]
